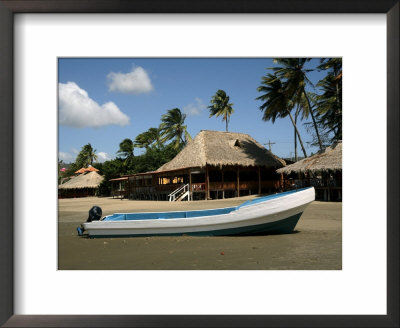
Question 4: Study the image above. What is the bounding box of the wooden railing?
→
[191,183,206,191]
[121,180,282,199]
[284,179,342,189]
[112,190,127,199]
[209,181,279,190]
[209,182,235,190]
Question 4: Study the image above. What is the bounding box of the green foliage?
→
[75,143,98,168]
[134,144,180,173]
[159,108,192,150]
[134,127,161,149]
[116,138,135,168]
[315,58,342,142]
[117,138,134,157]
[256,73,308,158]
[256,74,293,123]
[64,162,79,176]
[299,59,342,146]
[271,58,313,101]
[208,89,234,132]
[94,144,180,196]
[270,58,323,150]
[257,58,342,153]
[96,158,126,196]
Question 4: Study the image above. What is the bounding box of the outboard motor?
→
[77,206,103,236]
[87,206,102,222]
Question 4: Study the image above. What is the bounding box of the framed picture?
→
[1,0,398,327]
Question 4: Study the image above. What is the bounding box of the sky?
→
[58,58,327,164]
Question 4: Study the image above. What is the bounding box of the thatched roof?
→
[156,130,285,172]
[277,141,342,175]
[58,171,104,190]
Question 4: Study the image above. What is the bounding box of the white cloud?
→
[71,147,79,155]
[58,151,75,163]
[59,82,130,128]
[97,152,111,163]
[183,97,207,116]
[107,66,154,94]
[59,150,112,163]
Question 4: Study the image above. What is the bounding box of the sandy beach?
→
[58,196,342,270]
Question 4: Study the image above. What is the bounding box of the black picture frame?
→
[0,1,398,327]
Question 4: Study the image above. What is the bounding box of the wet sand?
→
[58,196,342,270]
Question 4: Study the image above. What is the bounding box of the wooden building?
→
[113,130,286,201]
[277,141,342,201]
[58,171,104,198]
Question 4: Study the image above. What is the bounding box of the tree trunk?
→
[286,109,307,158]
[225,114,228,132]
[294,106,300,161]
[303,87,323,150]
[335,75,341,140]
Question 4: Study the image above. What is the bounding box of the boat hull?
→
[86,213,302,237]
[82,187,315,237]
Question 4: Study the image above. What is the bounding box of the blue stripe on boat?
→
[103,207,237,221]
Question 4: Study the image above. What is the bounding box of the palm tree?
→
[271,58,323,150]
[318,58,342,78]
[134,127,162,149]
[117,138,135,166]
[315,58,342,142]
[76,143,98,167]
[159,108,192,150]
[208,89,234,132]
[315,76,342,141]
[256,74,308,158]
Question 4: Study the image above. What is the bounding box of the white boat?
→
[79,187,315,237]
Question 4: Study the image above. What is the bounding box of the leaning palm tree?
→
[159,108,192,150]
[208,89,234,132]
[75,143,98,167]
[256,74,308,158]
[117,138,135,166]
[134,127,162,149]
[271,58,323,151]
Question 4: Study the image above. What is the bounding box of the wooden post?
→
[206,166,210,200]
[189,169,192,201]
[237,166,240,197]
[258,167,261,195]
[221,168,225,199]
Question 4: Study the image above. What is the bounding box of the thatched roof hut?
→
[58,171,104,190]
[277,141,342,175]
[157,130,285,172]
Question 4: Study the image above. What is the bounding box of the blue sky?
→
[58,58,326,164]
